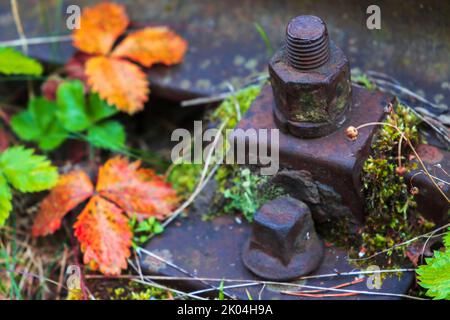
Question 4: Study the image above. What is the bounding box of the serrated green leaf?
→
[0,173,12,226]
[417,230,450,300]
[87,93,118,123]
[10,107,41,141]
[11,97,68,151]
[56,80,91,132]
[0,47,43,76]
[0,146,58,192]
[87,120,125,151]
[444,228,450,248]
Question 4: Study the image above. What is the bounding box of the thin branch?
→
[0,35,72,47]
[349,223,450,262]
[135,247,233,299]
[161,119,229,228]
[10,0,28,54]
[103,273,424,300]
[133,279,208,300]
[10,0,33,97]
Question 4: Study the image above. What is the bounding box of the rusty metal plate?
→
[141,207,414,300]
[408,144,450,222]
[0,0,449,112]
[235,84,388,222]
[235,84,449,223]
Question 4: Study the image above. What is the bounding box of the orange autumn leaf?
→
[73,2,129,55]
[96,157,178,220]
[32,171,94,237]
[85,56,149,114]
[74,195,132,275]
[111,27,188,67]
[32,156,178,275]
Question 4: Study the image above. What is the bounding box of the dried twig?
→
[355,122,449,203]
[349,223,450,262]
[10,0,33,97]
[162,118,229,228]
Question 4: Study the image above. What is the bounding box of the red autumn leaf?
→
[96,157,178,220]
[74,195,132,275]
[111,27,188,67]
[32,171,94,236]
[85,56,149,114]
[70,2,188,113]
[72,2,129,55]
[33,155,179,275]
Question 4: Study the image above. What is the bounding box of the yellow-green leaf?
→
[0,47,43,76]
[0,174,12,226]
[0,146,58,192]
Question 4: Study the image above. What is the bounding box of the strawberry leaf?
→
[56,80,91,132]
[417,228,450,300]
[111,27,187,67]
[85,56,149,114]
[87,93,118,123]
[87,120,125,151]
[0,47,43,76]
[96,157,178,220]
[417,250,450,300]
[32,170,94,236]
[72,3,129,55]
[0,173,12,226]
[0,146,58,192]
[11,97,68,151]
[74,195,132,275]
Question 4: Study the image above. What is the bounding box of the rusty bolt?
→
[269,15,352,138]
[242,196,324,280]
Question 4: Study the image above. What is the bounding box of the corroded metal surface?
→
[242,197,324,280]
[408,144,450,222]
[236,84,388,222]
[270,16,352,138]
[285,15,330,70]
[142,208,413,300]
[0,0,449,114]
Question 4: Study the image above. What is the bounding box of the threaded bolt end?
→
[286,15,330,70]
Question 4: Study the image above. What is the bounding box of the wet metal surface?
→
[142,208,414,300]
[0,0,449,115]
[408,144,450,222]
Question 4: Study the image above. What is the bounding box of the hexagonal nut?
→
[269,41,352,137]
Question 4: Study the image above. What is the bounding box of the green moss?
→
[208,84,262,129]
[129,216,164,248]
[359,102,434,265]
[167,163,202,197]
[352,74,375,90]
[109,281,171,300]
[167,84,262,200]
[224,168,283,222]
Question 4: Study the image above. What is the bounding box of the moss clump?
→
[166,163,202,198]
[208,84,262,129]
[360,102,434,264]
[221,168,284,222]
[167,84,262,200]
[352,74,375,90]
[109,281,172,300]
